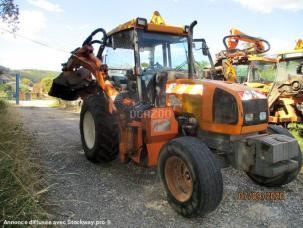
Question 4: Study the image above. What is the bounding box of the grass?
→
[290,129,303,150]
[290,129,303,175]
[0,100,50,223]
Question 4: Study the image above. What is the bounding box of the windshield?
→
[138,31,188,72]
[235,65,249,83]
[103,30,135,89]
[276,59,303,81]
[247,61,276,83]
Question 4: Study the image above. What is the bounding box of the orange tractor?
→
[49,13,301,217]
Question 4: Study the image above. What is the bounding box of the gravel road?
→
[16,106,303,227]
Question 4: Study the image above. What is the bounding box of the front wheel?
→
[80,95,119,162]
[246,125,302,187]
[158,137,223,217]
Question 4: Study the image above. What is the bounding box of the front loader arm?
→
[49,29,119,112]
[63,45,107,92]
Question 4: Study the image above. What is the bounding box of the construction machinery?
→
[269,43,303,124]
[49,13,302,217]
[216,28,303,126]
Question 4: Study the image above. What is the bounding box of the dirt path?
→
[16,106,303,227]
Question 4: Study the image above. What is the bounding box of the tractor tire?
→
[80,94,119,162]
[158,137,223,217]
[246,125,302,187]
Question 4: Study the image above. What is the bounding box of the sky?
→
[0,0,302,71]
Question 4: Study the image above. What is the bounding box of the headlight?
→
[245,113,254,122]
[259,112,267,121]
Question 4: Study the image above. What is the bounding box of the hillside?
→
[0,65,60,82]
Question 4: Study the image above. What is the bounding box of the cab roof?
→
[247,55,278,63]
[107,11,188,37]
[277,48,303,56]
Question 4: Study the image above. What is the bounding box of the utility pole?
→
[16,73,20,105]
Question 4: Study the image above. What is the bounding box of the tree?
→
[141,62,149,69]
[0,65,10,75]
[21,77,31,86]
[41,77,53,92]
[195,60,210,72]
[0,0,19,33]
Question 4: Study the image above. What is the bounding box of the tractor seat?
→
[146,71,188,107]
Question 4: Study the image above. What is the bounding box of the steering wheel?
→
[143,62,163,72]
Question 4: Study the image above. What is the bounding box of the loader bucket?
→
[48,68,97,101]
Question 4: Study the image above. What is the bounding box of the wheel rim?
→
[164,156,193,202]
[83,111,96,149]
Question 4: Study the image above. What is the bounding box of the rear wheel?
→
[158,137,223,217]
[80,94,119,162]
[246,125,302,187]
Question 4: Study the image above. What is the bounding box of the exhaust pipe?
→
[188,20,197,79]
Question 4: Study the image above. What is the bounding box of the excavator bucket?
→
[48,68,97,101]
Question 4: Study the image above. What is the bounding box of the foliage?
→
[14,69,59,83]
[0,65,10,75]
[192,61,210,78]
[0,99,7,111]
[0,84,13,98]
[41,77,53,92]
[0,0,19,33]
[195,60,210,72]
[0,83,12,92]
[141,62,149,69]
[0,65,60,83]
[20,83,29,92]
[21,77,32,86]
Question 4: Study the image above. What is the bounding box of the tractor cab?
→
[236,56,277,94]
[276,50,303,80]
[102,16,192,105]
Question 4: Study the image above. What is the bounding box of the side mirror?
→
[193,38,209,56]
[202,41,209,56]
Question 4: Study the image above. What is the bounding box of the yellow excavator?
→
[214,28,303,127]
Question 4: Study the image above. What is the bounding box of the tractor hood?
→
[165,79,268,135]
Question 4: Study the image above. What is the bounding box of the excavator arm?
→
[224,28,270,54]
[216,28,270,83]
